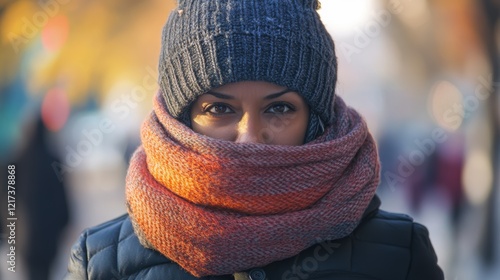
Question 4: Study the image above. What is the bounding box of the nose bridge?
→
[236,112,263,144]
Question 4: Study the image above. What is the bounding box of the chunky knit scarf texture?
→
[126,92,380,277]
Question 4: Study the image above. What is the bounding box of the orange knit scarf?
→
[125,92,380,277]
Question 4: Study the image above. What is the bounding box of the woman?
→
[66,0,444,279]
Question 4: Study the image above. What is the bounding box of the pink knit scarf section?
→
[125,92,380,277]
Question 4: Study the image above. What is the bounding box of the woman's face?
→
[190,81,310,145]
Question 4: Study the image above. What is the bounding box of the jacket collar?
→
[361,194,381,221]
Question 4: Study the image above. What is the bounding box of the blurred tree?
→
[0,0,174,106]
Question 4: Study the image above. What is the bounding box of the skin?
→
[190,81,310,145]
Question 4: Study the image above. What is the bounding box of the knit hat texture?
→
[158,0,338,127]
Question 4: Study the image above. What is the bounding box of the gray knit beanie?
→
[159,0,337,142]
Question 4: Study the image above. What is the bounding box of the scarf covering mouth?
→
[126,91,380,277]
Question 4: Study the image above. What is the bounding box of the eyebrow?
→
[206,88,294,100]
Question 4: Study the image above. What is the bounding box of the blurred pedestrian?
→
[14,116,70,280]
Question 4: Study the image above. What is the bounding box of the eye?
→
[266,103,295,114]
[204,103,234,115]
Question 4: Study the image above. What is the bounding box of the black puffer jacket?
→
[65,197,444,280]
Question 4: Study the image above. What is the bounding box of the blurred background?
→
[0,0,499,279]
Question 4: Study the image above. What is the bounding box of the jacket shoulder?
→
[269,209,444,280]
[354,209,414,247]
[353,209,443,280]
[65,214,190,279]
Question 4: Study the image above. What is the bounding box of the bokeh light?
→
[318,0,379,37]
[41,87,71,132]
[41,15,69,53]
[462,149,493,205]
[429,80,464,131]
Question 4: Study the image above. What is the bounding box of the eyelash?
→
[202,102,296,116]
[202,103,234,115]
[266,102,296,114]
